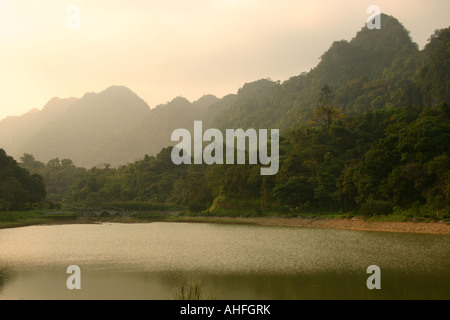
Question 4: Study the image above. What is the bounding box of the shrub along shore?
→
[0,210,448,235]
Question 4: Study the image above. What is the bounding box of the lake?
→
[0,222,449,300]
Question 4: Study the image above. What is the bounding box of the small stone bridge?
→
[79,208,136,218]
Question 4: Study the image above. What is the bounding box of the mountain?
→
[0,97,78,158]
[12,86,151,168]
[0,14,448,168]
[0,86,219,168]
[211,14,423,131]
[115,94,220,165]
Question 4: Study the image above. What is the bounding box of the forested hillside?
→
[18,103,448,217]
[2,14,449,217]
[210,15,449,132]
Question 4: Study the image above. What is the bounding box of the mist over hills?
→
[211,14,433,131]
[0,97,78,159]
[0,86,221,167]
[0,14,448,168]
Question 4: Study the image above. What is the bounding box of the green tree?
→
[313,85,342,129]
[0,149,46,211]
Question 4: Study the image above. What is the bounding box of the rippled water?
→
[0,223,449,299]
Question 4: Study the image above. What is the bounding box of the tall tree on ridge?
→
[314,84,342,129]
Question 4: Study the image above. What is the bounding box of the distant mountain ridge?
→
[0,14,448,168]
[0,97,78,158]
[0,85,220,167]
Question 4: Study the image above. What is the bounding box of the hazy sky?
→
[0,0,449,120]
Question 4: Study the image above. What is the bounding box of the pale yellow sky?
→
[0,0,449,120]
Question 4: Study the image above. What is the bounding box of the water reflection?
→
[0,223,449,299]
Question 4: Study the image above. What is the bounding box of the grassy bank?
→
[0,211,168,229]
[0,211,82,229]
[0,210,449,234]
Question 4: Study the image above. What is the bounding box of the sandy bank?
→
[179,216,450,235]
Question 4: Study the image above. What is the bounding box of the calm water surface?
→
[0,222,448,300]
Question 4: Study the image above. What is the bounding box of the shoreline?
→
[0,214,449,235]
[178,216,450,235]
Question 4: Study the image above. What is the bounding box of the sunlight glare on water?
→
[0,223,449,299]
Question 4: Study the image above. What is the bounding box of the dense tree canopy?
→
[19,154,88,204]
[0,149,46,211]
[20,103,447,218]
[6,16,450,218]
